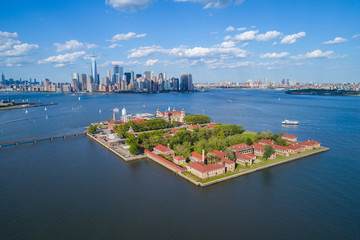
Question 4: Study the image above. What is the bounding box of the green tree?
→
[88,124,97,134]
[263,145,275,160]
[224,148,236,161]
[245,137,253,146]
[183,114,211,125]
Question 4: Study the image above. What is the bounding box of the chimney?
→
[113,112,116,120]
[202,149,205,162]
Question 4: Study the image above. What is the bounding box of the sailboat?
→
[78,97,81,101]
[25,110,28,114]
[44,107,47,111]
[46,115,48,119]
[99,109,102,114]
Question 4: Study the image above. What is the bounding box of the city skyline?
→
[1,0,360,83]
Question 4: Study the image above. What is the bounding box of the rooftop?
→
[187,162,225,173]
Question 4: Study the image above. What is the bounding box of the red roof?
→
[252,142,264,151]
[171,128,181,134]
[283,134,296,139]
[191,152,204,160]
[174,156,186,161]
[161,111,182,116]
[229,143,251,151]
[132,118,145,124]
[302,140,320,146]
[207,123,217,128]
[189,124,201,129]
[210,150,227,158]
[187,162,225,173]
[235,152,252,160]
[273,144,288,151]
[246,153,256,158]
[220,157,234,165]
[259,139,275,145]
[154,144,173,153]
[287,144,304,150]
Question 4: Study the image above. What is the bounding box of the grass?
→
[240,133,256,141]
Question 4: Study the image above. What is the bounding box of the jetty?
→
[0,131,87,150]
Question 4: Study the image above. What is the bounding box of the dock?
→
[0,131,87,149]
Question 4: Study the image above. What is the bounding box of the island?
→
[0,98,58,111]
[86,108,329,187]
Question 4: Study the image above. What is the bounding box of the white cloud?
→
[0,31,38,57]
[0,31,19,39]
[256,31,281,41]
[291,49,335,60]
[128,44,249,60]
[144,59,159,66]
[105,0,155,12]
[99,60,140,67]
[233,30,258,41]
[352,33,360,39]
[210,31,218,34]
[54,40,97,52]
[0,56,35,67]
[174,0,244,9]
[0,43,38,57]
[323,37,347,44]
[38,51,87,66]
[224,35,232,40]
[108,32,146,42]
[273,41,277,46]
[260,52,289,58]
[220,40,236,48]
[237,27,246,31]
[128,45,167,58]
[280,32,306,44]
[108,43,122,49]
[225,26,235,32]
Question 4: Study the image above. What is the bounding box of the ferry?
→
[282,120,299,125]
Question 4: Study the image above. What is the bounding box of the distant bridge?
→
[0,131,87,150]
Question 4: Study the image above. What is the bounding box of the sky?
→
[0,0,359,83]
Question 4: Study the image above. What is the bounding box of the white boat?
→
[44,107,47,111]
[78,97,81,101]
[282,120,299,125]
[25,110,28,114]
[99,109,102,113]
[228,99,232,103]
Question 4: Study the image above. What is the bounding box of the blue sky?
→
[0,0,359,83]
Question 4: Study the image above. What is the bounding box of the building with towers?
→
[156,108,185,122]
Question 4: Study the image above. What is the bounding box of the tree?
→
[224,148,236,161]
[183,114,211,125]
[263,145,275,160]
[88,124,97,134]
[245,137,253,146]
[129,143,140,155]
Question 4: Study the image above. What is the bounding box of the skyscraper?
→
[91,55,99,85]
[80,74,87,91]
[180,73,193,91]
[71,73,79,92]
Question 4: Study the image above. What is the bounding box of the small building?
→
[186,162,225,179]
[208,150,227,159]
[188,124,201,131]
[174,156,186,165]
[190,151,206,163]
[229,143,253,154]
[235,152,254,166]
[282,134,297,143]
[220,157,235,172]
[259,139,275,146]
[287,143,305,153]
[252,142,276,159]
[273,144,290,156]
[156,108,185,122]
[206,123,217,128]
[302,140,321,149]
[153,144,175,157]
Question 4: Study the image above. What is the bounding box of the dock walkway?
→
[0,131,87,149]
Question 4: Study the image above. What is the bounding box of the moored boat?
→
[282,120,299,125]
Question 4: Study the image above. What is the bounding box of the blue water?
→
[0,90,359,239]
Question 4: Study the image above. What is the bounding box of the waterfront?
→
[1,89,359,239]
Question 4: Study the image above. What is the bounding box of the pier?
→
[0,131,87,149]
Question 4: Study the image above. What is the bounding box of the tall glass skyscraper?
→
[91,55,99,85]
